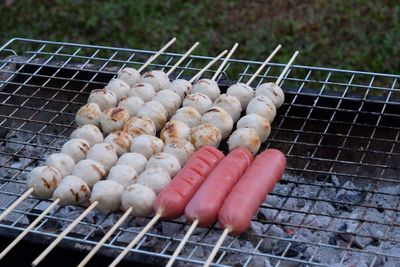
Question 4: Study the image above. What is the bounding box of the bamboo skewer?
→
[0,187,34,222]
[137,37,177,72]
[275,50,299,85]
[203,228,230,267]
[166,42,200,76]
[211,43,239,81]
[189,50,228,83]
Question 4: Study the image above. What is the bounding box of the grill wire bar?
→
[0,38,399,266]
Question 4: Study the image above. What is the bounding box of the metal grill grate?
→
[0,38,400,266]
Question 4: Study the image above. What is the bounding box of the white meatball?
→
[61,139,90,163]
[105,78,130,102]
[87,143,118,171]
[190,124,222,149]
[255,82,285,108]
[201,106,233,140]
[170,107,202,128]
[70,124,104,146]
[214,94,242,122]
[228,128,261,155]
[123,116,156,138]
[118,96,144,117]
[91,180,124,214]
[237,114,271,142]
[226,83,254,109]
[117,67,141,86]
[100,107,130,134]
[160,120,190,143]
[146,153,181,177]
[140,70,170,92]
[130,135,164,159]
[137,101,167,131]
[46,153,75,177]
[137,167,171,194]
[75,103,102,127]
[27,166,62,199]
[191,79,220,102]
[87,89,117,111]
[107,165,138,188]
[116,153,147,174]
[121,184,156,216]
[104,131,133,156]
[152,90,182,118]
[128,82,156,102]
[73,159,106,188]
[182,93,213,115]
[163,138,195,166]
[53,175,90,206]
[166,79,192,100]
[246,95,277,123]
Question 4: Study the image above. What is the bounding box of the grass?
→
[0,0,399,74]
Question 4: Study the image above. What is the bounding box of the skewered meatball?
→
[237,114,271,142]
[137,101,167,131]
[118,96,144,117]
[70,124,104,146]
[226,83,254,109]
[130,135,164,159]
[46,153,75,177]
[255,82,285,108]
[105,78,130,102]
[182,93,213,115]
[104,131,133,156]
[170,107,202,128]
[152,90,181,118]
[87,143,118,171]
[100,107,130,134]
[90,180,124,214]
[117,67,141,86]
[201,106,233,140]
[75,103,102,127]
[61,138,90,163]
[72,159,106,188]
[53,175,90,206]
[160,120,190,143]
[116,153,147,174]
[137,167,171,194]
[123,116,156,138]
[190,124,222,149]
[146,152,181,177]
[121,184,156,216]
[87,89,117,111]
[228,128,261,155]
[214,94,242,122]
[140,70,170,92]
[128,83,156,102]
[246,95,277,123]
[27,166,62,199]
[163,138,195,166]
[107,165,138,188]
[191,79,220,102]
[166,79,192,100]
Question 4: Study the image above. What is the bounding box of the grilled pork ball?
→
[104,131,133,156]
[105,78,130,102]
[75,103,102,127]
[137,101,167,131]
[46,153,75,177]
[166,79,192,100]
[53,175,90,206]
[87,89,117,111]
[190,124,222,149]
[182,93,213,115]
[107,165,138,188]
[72,159,106,188]
[61,138,90,163]
[170,107,202,128]
[146,152,181,177]
[27,166,62,199]
[70,124,104,146]
[160,120,190,143]
[152,90,181,118]
[237,114,271,142]
[128,83,156,102]
[123,116,156,138]
[228,128,261,155]
[87,143,118,171]
[201,106,233,140]
[140,70,170,92]
[191,79,220,102]
[246,95,277,123]
[121,184,156,216]
[116,153,147,174]
[100,107,130,134]
[118,96,144,117]
[117,67,141,86]
[138,167,171,194]
[130,135,164,159]
[90,180,124,214]
[214,94,242,122]
[162,138,195,166]
[226,83,254,109]
[255,82,285,108]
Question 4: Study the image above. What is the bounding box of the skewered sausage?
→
[70,124,104,146]
[128,83,156,102]
[118,96,144,117]
[86,143,118,172]
[100,107,130,134]
[73,159,106,188]
[170,107,202,128]
[46,153,75,178]
[105,78,130,102]
[117,67,141,87]
[27,166,62,199]
[53,175,90,206]
[191,79,220,102]
[75,103,102,127]
[138,167,171,194]
[104,130,133,156]
[61,138,90,163]
[91,180,124,214]
[87,89,117,111]
[116,152,147,174]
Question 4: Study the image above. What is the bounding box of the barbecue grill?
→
[0,38,399,267]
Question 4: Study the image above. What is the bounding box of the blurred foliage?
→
[0,0,399,74]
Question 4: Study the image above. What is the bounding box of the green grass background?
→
[0,0,399,74]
